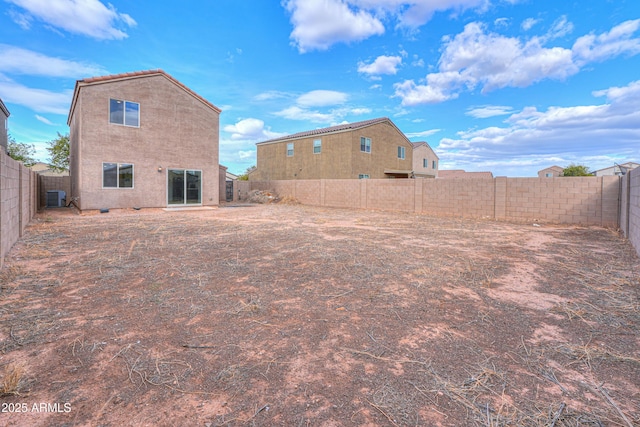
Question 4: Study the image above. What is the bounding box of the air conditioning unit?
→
[46,190,66,208]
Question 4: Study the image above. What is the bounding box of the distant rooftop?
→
[257,117,399,145]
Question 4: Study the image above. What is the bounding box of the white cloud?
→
[394,20,640,106]
[0,45,106,77]
[254,91,291,101]
[358,55,402,75]
[283,0,488,52]
[6,0,136,40]
[283,0,384,52]
[0,77,71,114]
[436,80,640,175]
[466,105,514,118]
[297,90,348,107]
[405,129,441,138]
[273,106,338,123]
[572,19,640,64]
[223,118,286,141]
[521,18,538,31]
[35,115,55,125]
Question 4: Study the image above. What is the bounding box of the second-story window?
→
[110,99,140,127]
[287,142,294,157]
[313,139,321,154]
[398,146,405,159]
[360,137,371,153]
[423,158,428,168]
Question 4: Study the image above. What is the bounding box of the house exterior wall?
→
[412,144,439,177]
[0,99,9,154]
[620,166,640,257]
[253,121,413,180]
[594,162,640,176]
[538,167,563,178]
[70,74,219,210]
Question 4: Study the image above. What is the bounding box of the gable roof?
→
[539,165,564,173]
[67,69,221,125]
[411,141,439,159]
[0,98,9,117]
[592,161,640,173]
[256,117,409,145]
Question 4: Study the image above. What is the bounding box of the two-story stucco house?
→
[0,98,9,154]
[67,70,221,211]
[251,117,420,180]
[411,141,439,178]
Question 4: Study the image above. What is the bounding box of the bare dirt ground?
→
[0,203,639,427]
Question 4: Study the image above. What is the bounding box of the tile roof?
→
[257,117,395,145]
[68,69,220,124]
[0,98,9,117]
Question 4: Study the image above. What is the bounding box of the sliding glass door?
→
[168,169,201,205]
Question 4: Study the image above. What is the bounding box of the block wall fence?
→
[248,176,622,228]
[620,167,640,257]
[1,151,38,268]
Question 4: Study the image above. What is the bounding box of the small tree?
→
[237,165,256,181]
[7,134,37,167]
[562,164,592,176]
[46,132,70,172]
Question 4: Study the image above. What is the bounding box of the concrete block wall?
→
[621,167,640,257]
[250,177,621,228]
[1,151,37,268]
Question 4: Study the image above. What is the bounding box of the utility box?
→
[46,190,66,208]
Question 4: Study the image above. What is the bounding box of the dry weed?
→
[1,363,25,396]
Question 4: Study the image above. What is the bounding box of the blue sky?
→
[1,0,639,176]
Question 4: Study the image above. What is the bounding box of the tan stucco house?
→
[0,98,9,154]
[538,166,564,178]
[251,117,426,180]
[593,162,639,176]
[67,70,221,211]
[438,169,494,179]
[411,141,439,178]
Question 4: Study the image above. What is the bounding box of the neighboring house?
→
[218,165,238,202]
[538,166,564,177]
[438,169,494,179]
[30,162,69,176]
[0,97,9,154]
[592,162,639,176]
[67,70,221,211]
[251,117,416,180]
[411,142,439,178]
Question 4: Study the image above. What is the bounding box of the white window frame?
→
[287,142,294,157]
[358,174,370,179]
[102,162,134,189]
[433,160,437,169]
[398,146,405,160]
[423,158,428,168]
[109,98,140,127]
[313,139,322,154]
[360,137,371,153]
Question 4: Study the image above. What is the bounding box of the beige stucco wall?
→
[412,144,439,177]
[69,74,219,210]
[253,121,413,180]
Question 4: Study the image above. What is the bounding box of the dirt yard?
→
[0,203,639,427]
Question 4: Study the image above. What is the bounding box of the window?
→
[423,159,428,168]
[287,142,294,157]
[103,163,134,188]
[110,99,140,127]
[360,137,371,153]
[313,139,322,154]
[433,160,437,169]
[545,173,553,177]
[358,174,370,179]
[398,146,405,159]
